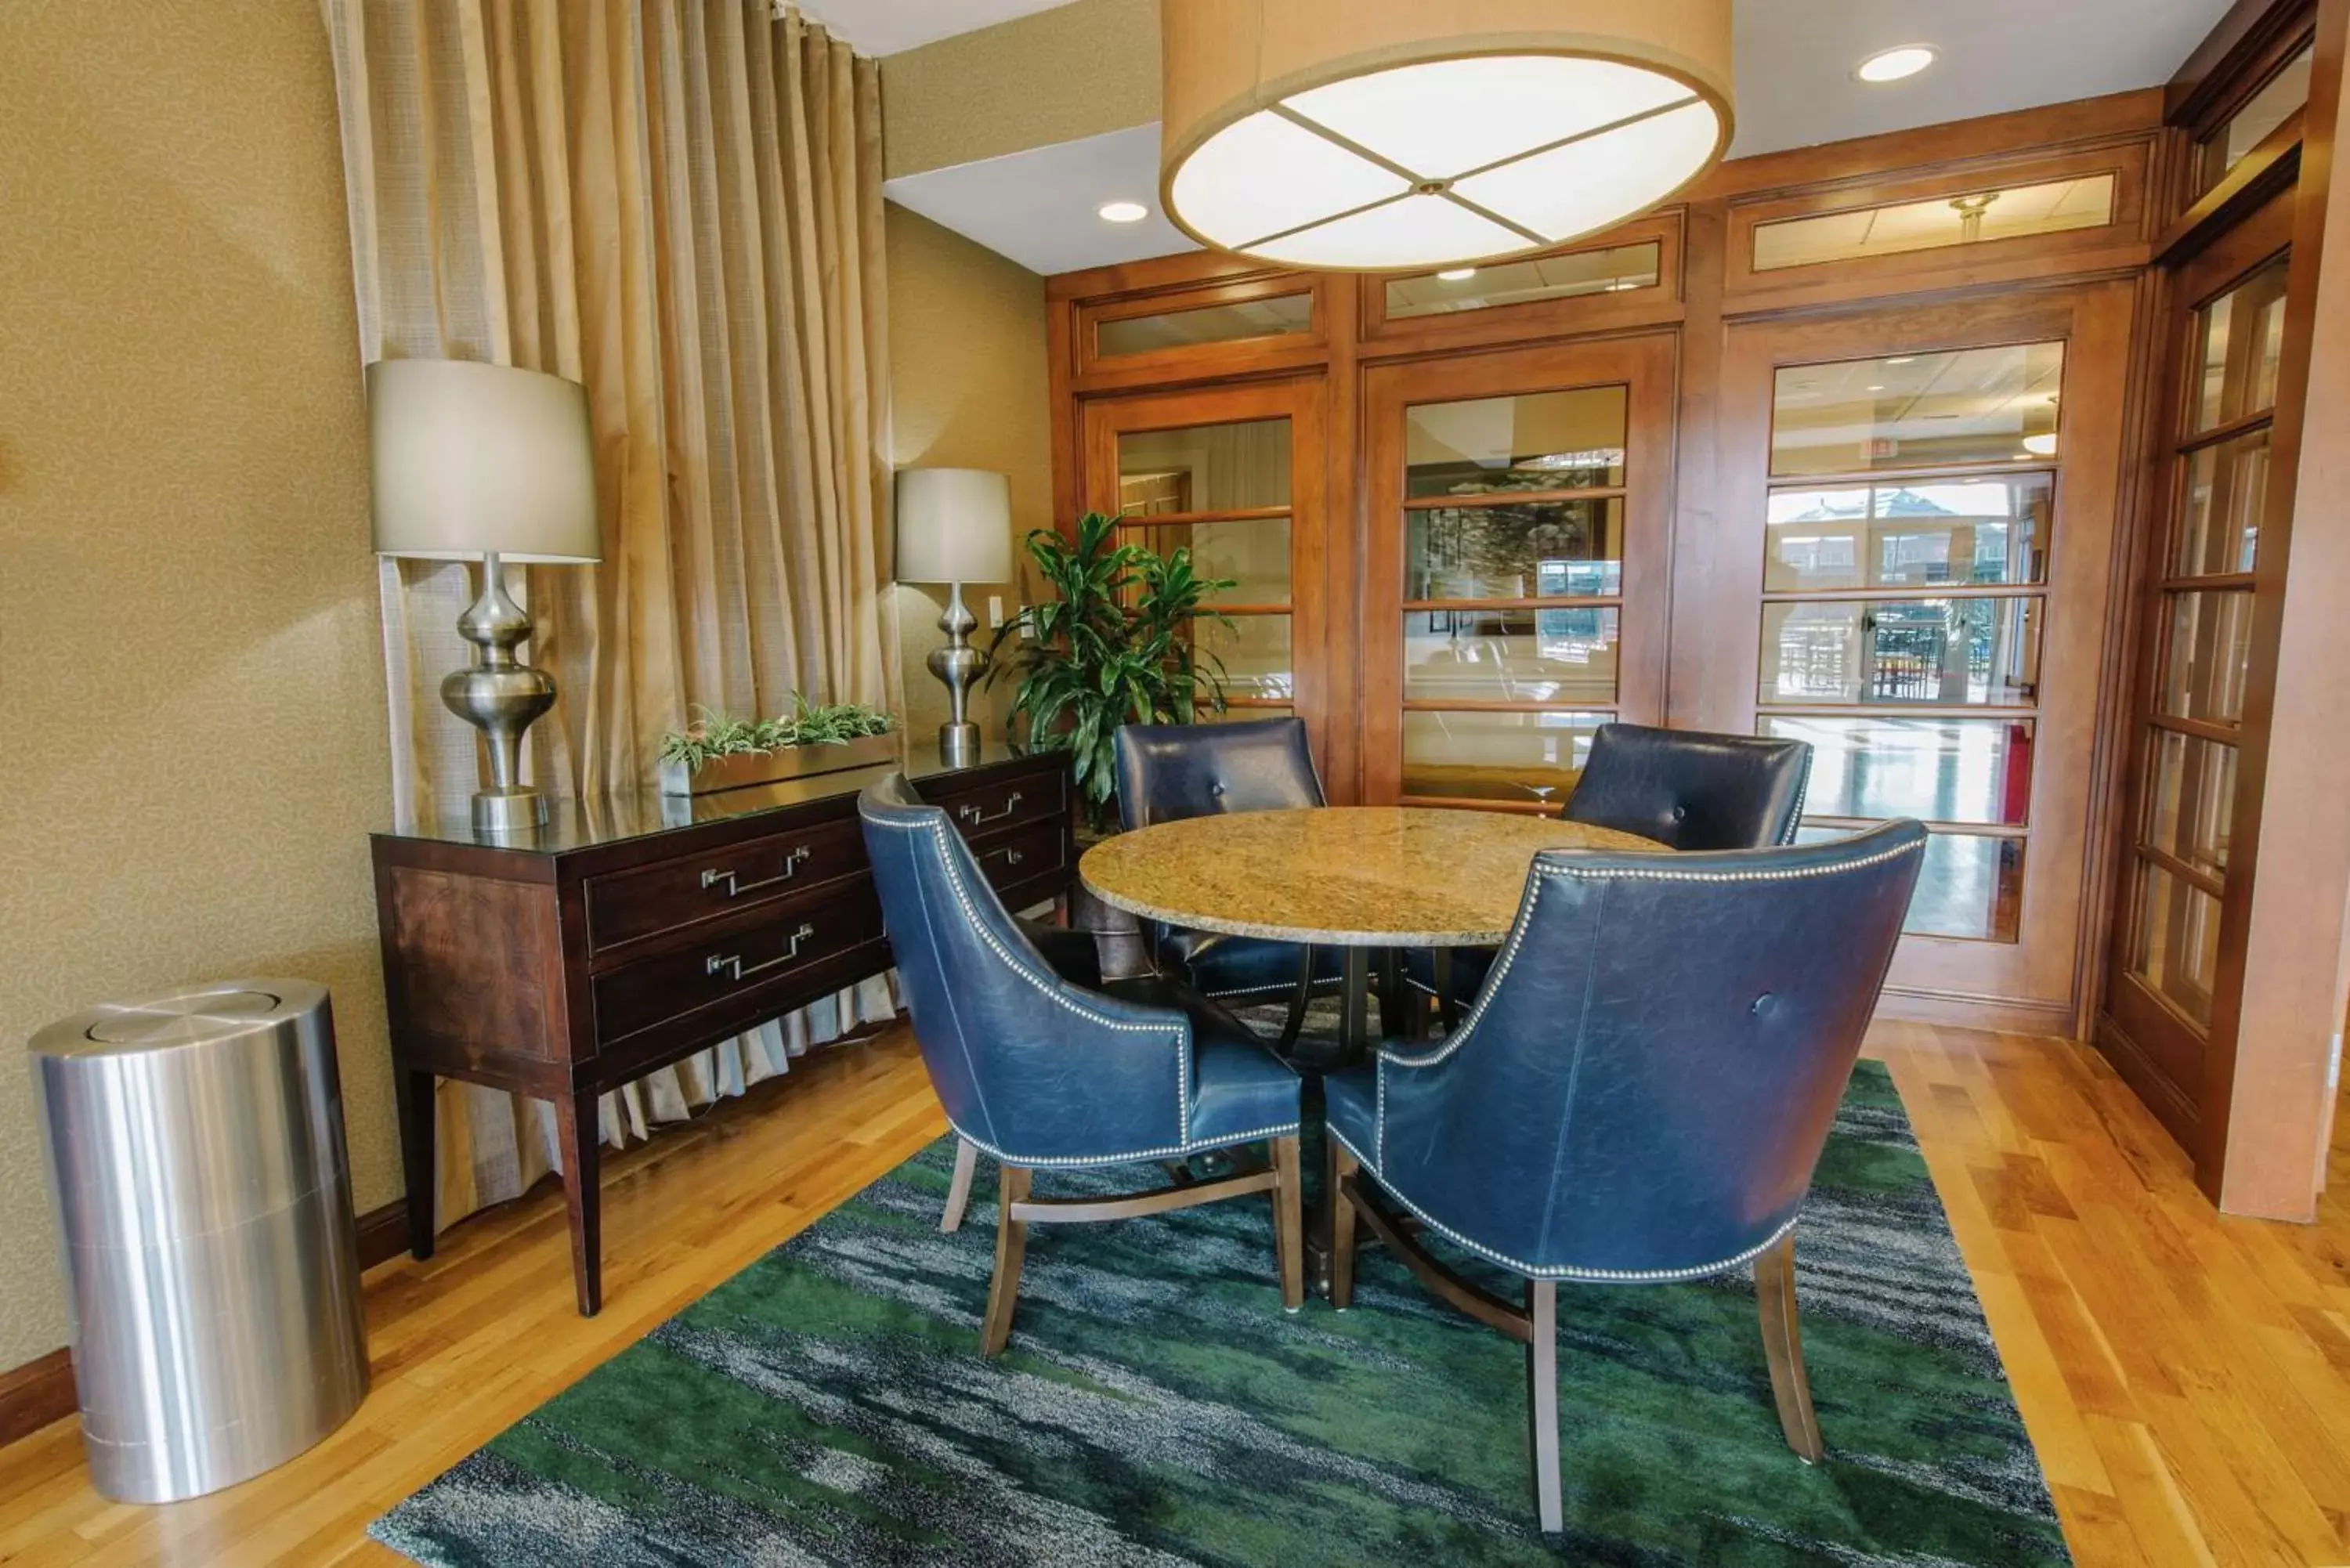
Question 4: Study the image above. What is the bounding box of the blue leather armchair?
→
[1114,718,1345,1033]
[1329,821,1925,1531]
[1418,722,1814,1017]
[859,773,1307,1354]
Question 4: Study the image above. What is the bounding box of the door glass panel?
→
[2175,432,2269,576]
[2193,256,2290,432]
[1202,704,1293,724]
[2196,45,2314,195]
[1753,175,2117,272]
[1764,715,2034,826]
[1118,419,1292,512]
[1194,615,1292,702]
[1406,501,1624,600]
[1406,387,1627,497]
[1401,710,1607,805]
[2158,590,2254,725]
[1095,293,1313,358]
[1127,517,1290,602]
[1761,598,2042,706]
[2129,862,2224,1026]
[2145,730,2237,878]
[1772,343,2065,477]
[1765,474,2053,591]
[1800,824,2025,941]
[1404,609,1619,704]
[1385,243,1662,318]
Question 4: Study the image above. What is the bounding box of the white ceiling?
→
[873,0,2236,275]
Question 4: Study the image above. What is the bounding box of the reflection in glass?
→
[1407,501,1623,600]
[1202,703,1293,724]
[1799,825,2025,941]
[1761,598,2041,706]
[1118,418,1292,513]
[1385,243,1661,318]
[2130,862,2222,1027]
[2176,432,2267,577]
[1129,516,1290,603]
[2196,45,2313,194]
[1772,342,2065,477]
[1401,710,1609,805]
[1765,475,2052,591]
[1763,715,2033,826]
[1192,614,1292,701]
[2146,731,2236,879]
[1095,293,1313,357]
[2159,591,2253,726]
[1403,609,1619,705]
[1406,387,1626,497]
[2194,256,2290,432]
[1754,175,2117,273]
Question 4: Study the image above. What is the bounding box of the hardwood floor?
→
[0,1020,2345,1566]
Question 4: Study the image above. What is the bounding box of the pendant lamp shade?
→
[1161,0,1735,273]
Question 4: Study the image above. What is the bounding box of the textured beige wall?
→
[885,203,1054,743]
[881,0,1159,179]
[0,2,395,1371]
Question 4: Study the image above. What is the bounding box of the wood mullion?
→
[2175,406,2276,453]
[1401,486,1627,510]
[1401,596,1622,612]
[1116,506,1292,527]
[2133,843,2229,900]
[1757,583,2050,605]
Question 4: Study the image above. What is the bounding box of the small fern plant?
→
[657,696,894,775]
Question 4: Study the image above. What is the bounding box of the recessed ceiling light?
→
[2022,433,2059,456]
[1097,201,1149,224]
[1856,45,1937,84]
[1437,267,1477,282]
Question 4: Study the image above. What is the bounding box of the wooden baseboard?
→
[0,1198,410,1454]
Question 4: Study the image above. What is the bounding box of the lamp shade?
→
[366,359,601,562]
[1161,0,1734,273]
[895,468,1014,583]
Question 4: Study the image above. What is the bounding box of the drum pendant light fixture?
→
[1160,0,1736,272]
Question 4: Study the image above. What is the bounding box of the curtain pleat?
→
[325,0,899,1231]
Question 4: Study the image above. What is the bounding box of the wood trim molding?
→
[2170,0,2320,127]
[0,1200,412,1454]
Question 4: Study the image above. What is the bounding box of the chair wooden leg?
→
[1526,1279,1562,1533]
[1269,1134,1305,1310]
[1278,945,1316,1049]
[940,1136,978,1234]
[980,1165,1033,1357]
[1329,1142,1361,1310]
[1755,1231,1825,1462]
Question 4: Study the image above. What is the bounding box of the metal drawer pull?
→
[701,844,811,898]
[707,923,817,982]
[982,846,1025,868]
[956,792,1023,826]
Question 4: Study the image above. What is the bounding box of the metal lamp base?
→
[926,582,989,769]
[442,552,556,835]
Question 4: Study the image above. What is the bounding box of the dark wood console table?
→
[370,741,1073,1316]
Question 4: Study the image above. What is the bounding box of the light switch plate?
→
[986,594,1004,628]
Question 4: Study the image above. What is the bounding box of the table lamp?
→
[896,468,1013,767]
[367,359,602,834]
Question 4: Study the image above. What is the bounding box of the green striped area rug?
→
[372,1061,2069,1566]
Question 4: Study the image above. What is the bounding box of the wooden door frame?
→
[1358,333,1680,807]
[1697,284,2139,1033]
[1075,378,1336,793]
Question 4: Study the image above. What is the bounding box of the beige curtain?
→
[324,0,900,1228]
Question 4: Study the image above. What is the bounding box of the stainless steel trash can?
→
[30,979,370,1503]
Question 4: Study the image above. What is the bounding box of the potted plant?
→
[986,511,1237,831]
[656,696,896,797]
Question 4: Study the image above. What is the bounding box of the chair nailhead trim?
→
[1329,1126,1799,1284]
[951,1120,1302,1169]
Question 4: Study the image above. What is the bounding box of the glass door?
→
[1713,287,2135,1023]
[1080,380,1329,768]
[2102,193,2294,1140]
[1361,335,1677,807]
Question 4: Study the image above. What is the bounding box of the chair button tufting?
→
[1209,781,1227,797]
[1751,992,1776,1017]
[1672,804,1689,822]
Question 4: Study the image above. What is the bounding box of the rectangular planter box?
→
[656,732,898,797]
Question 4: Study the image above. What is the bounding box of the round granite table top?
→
[1078,807,1667,948]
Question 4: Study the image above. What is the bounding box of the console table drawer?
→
[591,883,884,1053]
[927,768,1065,840]
[583,816,864,956]
[971,816,1068,893]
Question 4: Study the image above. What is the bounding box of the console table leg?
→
[396,1067,436,1262]
[556,1088,604,1317]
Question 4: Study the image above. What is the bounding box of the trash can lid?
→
[31,980,327,1057]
